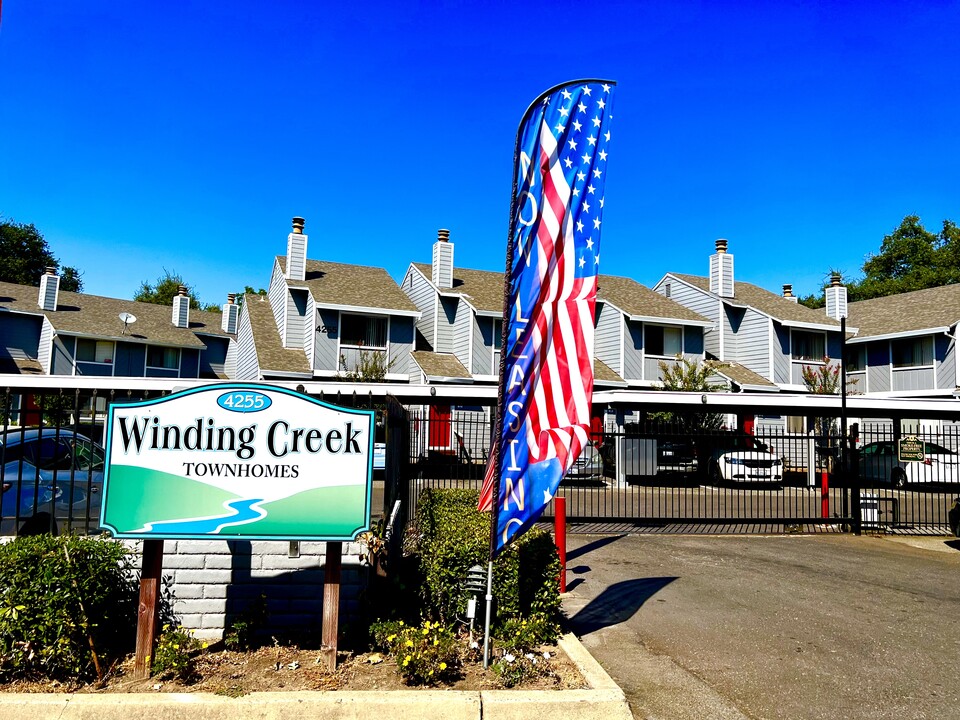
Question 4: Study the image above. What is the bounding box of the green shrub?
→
[413,488,561,640]
[153,624,205,680]
[370,619,460,685]
[0,534,138,681]
[224,594,268,650]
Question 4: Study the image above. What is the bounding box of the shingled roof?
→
[598,275,710,324]
[0,280,215,348]
[242,293,311,376]
[847,284,960,339]
[669,274,841,328]
[410,351,472,380]
[706,360,778,391]
[412,263,503,313]
[280,258,418,314]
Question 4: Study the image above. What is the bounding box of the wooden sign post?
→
[133,539,165,680]
[320,541,343,672]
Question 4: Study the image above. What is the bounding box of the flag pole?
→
[482,79,611,668]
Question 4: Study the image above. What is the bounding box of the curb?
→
[0,634,632,720]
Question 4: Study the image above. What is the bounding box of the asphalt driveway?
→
[562,533,960,720]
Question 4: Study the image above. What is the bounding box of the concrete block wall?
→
[140,539,367,641]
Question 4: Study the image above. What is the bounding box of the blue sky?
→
[1,1,957,308]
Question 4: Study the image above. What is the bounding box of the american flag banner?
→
[480,80,615,555]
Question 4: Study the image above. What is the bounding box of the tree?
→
[800,215,960,307]
[651,357,725,431]
[0,219,83,292]
[134,270,205,310]
[800,356,857,441]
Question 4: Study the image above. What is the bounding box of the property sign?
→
[100,384,374,540]
[898,436,925,462]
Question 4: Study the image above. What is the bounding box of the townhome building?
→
[0,271,235,380]
[233,217,420,382]
[845,283,960,399]
[654,239,848,393]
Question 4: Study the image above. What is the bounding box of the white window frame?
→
[145,346,182,373]
[644,324,683,358]
[74,338,116,375]
[890,337,934,369]
[791,330,826,363]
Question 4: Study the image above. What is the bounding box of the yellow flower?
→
[433,639,439,646]
[439,662,447,670]
[387,634,396,642]
[405,640,414,647]
[422,628,429,636]
[403,656,410,666]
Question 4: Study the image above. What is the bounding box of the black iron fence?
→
[4,385,960,537]
[401,412,960,535]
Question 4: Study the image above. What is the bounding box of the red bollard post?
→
[821,471,830,519]
[554,496,567,593]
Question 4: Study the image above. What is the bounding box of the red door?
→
[429,405,452,450]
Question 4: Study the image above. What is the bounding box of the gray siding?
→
[473,317,491,376]
[867,342,891,393]
[436,297,456,353]
[660,281,720,357]
[224,340,237,379]
[936,334,954,390]
[268,261,287,345]
[235,306,261,380]
[737,309,770,379]
[38,318,54,373]
[892,367,935,392]
[594,302,622,374]
[304,294,316,370]
[403,269,436,350]
[623,319,643,381]
[452,301,472,371]
[314,309,340,372]
[774,325,791,385]
[285,290,308,349]
[52,335,73,375]
[388,317,414,379]
[722,307,741,362]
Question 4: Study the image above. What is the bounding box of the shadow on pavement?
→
[567,576,678,635]
[567,534,627,561]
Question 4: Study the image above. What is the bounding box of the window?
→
[76,339,114,364]
[846,345,866,372]
[891,337,933,368]
[646,325,682,357]
[340,314,387,349]
[493,319,503,350]
[792,331,825,362]
[147,346,180,370]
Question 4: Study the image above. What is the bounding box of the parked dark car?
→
[0,428,104,533]
[859,440,960,488]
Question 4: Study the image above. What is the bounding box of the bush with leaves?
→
[0,534,138,682]
[153,624,206,680]
[371,619,460,684]
[413,488,561,642]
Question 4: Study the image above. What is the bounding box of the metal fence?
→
[401,412,960,535]
[4,385,960,537]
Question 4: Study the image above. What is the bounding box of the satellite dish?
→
[119,312,137,334]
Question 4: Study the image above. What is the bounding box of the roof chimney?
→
[432,228,454,289]
[221,293,239,334]
[286,216,308,281]
[782,284,798,302]
[38,266,60,311]
[825,272,847,320]
[709,239,734,298]
[172,285,190,328]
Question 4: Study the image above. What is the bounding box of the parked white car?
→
[708,446,784,484]
[859,440,960,488]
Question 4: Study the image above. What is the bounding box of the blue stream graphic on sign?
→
[139,498,265,534]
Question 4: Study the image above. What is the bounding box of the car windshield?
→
[71,438,105,471]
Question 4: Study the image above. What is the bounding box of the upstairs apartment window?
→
[147,346,180,370]
[846,345,867,372]
[891,337,933,368]
[340,314,387,349]
[792,331,825,362]
[76,339,114,364]
[646,325,682,357]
